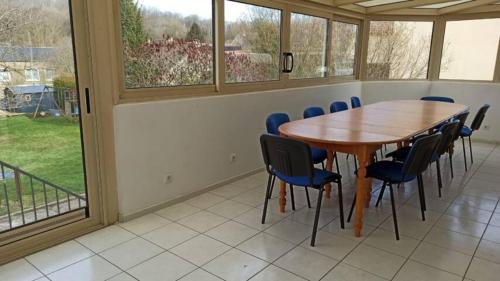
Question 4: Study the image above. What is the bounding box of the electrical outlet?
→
[483,125,490,131]
[163,173,173,184]
[230,153,237,163]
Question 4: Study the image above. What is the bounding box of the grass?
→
[0,115,85,217]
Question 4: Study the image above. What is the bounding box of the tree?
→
[186,23,205,42]
[120,0,147,49]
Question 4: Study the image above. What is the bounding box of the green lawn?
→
[0,115,85,216]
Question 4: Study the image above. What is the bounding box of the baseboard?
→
[118,167,265,222]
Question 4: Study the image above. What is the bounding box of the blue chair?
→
[330,101,349,113]
[348,134,442,240]
[421,96,455,103]
[460,104,490,169]
[351,97,362,109]
[303,107,325,119]
[260,134,344,246]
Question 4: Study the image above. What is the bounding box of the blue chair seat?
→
[274,168,341,187]
[461,126,472,137]
[311,148,327,164]
[366,161,416,183]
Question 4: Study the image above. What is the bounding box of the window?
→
[330,21,358,76]
[0,70,11,83]
[366,21,433,80]
[25,68,40,81]
[46,69,56,81]
[440,19,500,81]
[224,1,281,83]
[289,13,328,79]
[120,0,214,89]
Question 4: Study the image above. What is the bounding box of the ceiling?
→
[307,0,500,16]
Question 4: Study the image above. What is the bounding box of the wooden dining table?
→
[279,100,469,237]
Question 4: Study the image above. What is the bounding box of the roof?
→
[7,85,54,94]
[0,47,56,63]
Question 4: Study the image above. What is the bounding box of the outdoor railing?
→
[0,160,86,232]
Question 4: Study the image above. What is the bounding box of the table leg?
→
[325,150,334,198]
[353,146,374,237]
[279,181,286,213]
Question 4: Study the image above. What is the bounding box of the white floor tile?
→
[424,228,480,255]
[100,237,163,270]
[437,215,487,238]
[205,221,259,246]
[76,225,136,253]
[234,207,284,230]
[155,203,201,221]
[142,223,198,249]
[344,244,405,280]
[489,212,500,227]
[465,257,500,281]
[249,265,307,281]
[393,261,462,281]
[410,242,472,276]
[177,211,228,232]
[203,249,268,281]
[127,252,196,281]
[178,269,223,281]
[107,272,137,281]
[301,230,358,260]
[26,240,93,274]
[237,233,295,262]
[475,239,500,264]
[206,200,253,219]
[445,203,493,224]
[47,256,121,281]
[363,228,419,258]
[264,219,312,244]
[322,263,388,281]
[185,193,226,209]
[119,214,171,235]
[170,235,231,266]
[210,183,249,198]
[232,189,267,207]
[483,225,500,244]
[323,218,375,241]
[0,259,43,281]
[274,246,338,281]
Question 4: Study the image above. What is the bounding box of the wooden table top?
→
[279,100,469,145]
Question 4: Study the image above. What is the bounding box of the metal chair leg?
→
[354,155,358,171]
[337,181,345,229]
[261,174,273,224]
[436,159,442,198]
[462,137,468,172]
[375,181,387,207]
[310,186,324,247]
[289,184,296,211]
[267,175,276,199]
[305,187,311,208]
[347,194,356,223]
[389,184,400,240]
[449,151,454,179]
[321,162,325,170]
[417,174,426,221]
[334,153,340,175]
[469,136,473,164]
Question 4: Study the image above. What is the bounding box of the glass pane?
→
[0,0,87,232]
[290,13,328,79]
[224,1,281,83]
[440,19,500,81]
[330,21,358,77]
[367,21,433,79]
[120,0,214,89]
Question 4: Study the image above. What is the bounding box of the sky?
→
[137,0,248,22]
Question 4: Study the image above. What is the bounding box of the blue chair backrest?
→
[303,107,325,119]
[421,96,455,103]
[330,101,349,113]
[351,97,362,109]
[266,113,290,135]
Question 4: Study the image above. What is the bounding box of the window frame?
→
[329,18,361,81]
[45,68,56,82]
[25,68,41,82]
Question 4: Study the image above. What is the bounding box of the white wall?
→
[114,82,361,218]
[362,81,500,142]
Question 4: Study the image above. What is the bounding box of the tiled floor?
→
[1,143,500,281]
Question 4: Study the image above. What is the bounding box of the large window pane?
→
[120,0,214,89]
[440,19,500,81]
[290,13,328,79]
[224,1,281,83]
[330,21,358,76]
[367,21,433,80]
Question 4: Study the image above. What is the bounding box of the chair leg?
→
[436,159,442,198]
[337,181,345,229]
[347,194,356,223]
[289,184,296,211]
[462,137,468,172]
[310,186,324,247]
[261,174,273,224]
[449,151,454,179]
[469,136,473,164]
[334,153,340,175]
[417,174,426,221]
[375,181,387,207]
[305,187,312,208]
[321,162,325,170]
[267,175,276,199]
[389,184,400,240]
[354,155,358,171]
[375,153,378,162]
